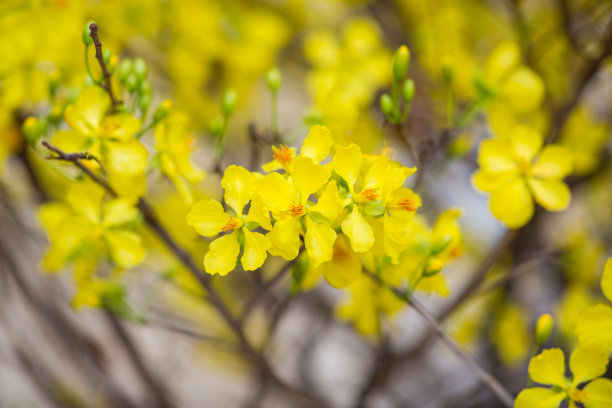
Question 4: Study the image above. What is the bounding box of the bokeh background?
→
[1,0,611,407]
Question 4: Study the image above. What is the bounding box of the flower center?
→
[273,145,293,169]
[517,158,530,175]
[354,188,380,204]
[287,201,306,218]
[221,217,241,231]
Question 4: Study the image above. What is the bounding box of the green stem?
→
[84,44,96,83]
[271,91,278,141]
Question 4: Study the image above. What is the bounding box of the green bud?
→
[221,89,237,117]
[82,21,95,46]
[392,45,410,82]
[102,49,112,66]
[430,234,452,255]
[402,79,415,102]
[139,93,152,113]
[22,116,40,143]
[535,314,554,345]
[423,257,444,277]
[118,59,133,84]
[380,93,394,116]
[125,73,138,93]
[442,63,454,84]
[133,58,147,81]
[49,104,63,124]
[48,69,61,97]
[210,115,225,136]
[266,67,282,93]
[153,100,173,122]
[138,80,153,98]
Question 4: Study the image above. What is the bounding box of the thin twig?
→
[88,23,121,112]
[364,271,514,408]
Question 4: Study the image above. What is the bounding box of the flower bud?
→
[423,257,444,277]
[442,62,454,84]
[392,45,410,82]
[133,58,147,81]
[221,89,237,117]
[102,49,112,66]
[125,73,138,93]
[535,314,553,345]
[210,115,225,136]
[139,93,152,113]
[266,67,282,93]
[402,79,415,102]
[153,100,173,122]
[22,116,40,143]
[107,55,119,74]
[48,69,61,97]
[430,234,452,255]
[118,59,133,84]
[379,93,394,116]
[82,21,95,45]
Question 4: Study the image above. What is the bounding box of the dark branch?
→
[88,23,121,112]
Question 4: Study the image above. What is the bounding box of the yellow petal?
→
[490,177,534,228]
[514,387,566,408]
[221,165,255,216]
[108,173,147,199]
[575,305,612,350]
[309,180,344,222]
[304,216,337,266]
[333,143,362,191]
[66,181,105,224]
[531,145,573,179]
[51,130,90,153]
[528,348,568,388]
[100,113,141,141]
[471,169,516,193]
[186,199,230,237]
[204,231,240,276]
[500,66,545,114]
[105,140,148,176]
[510,125,543,165]
[583,378,612,408]
[301,124,333,163]
[477,138,518,173]
[241,229,271,271]
[484,41,520,84]
[600,258,612,303]
[102,198,139,227]
[255,172,295,214]
[528,178,571,212]
[104,230,146,268]
[320,234,361,288]
[341,206,375,252]
[569,345,608,386]
[244,193,272,230]
[290,156,330,200]
[266,217,302,260]
[64,86,108,136]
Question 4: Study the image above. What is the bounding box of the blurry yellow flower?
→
[473,125,573,228]
[515,346,612,408]
[575,258,612,350]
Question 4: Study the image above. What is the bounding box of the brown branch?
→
[364,271,514,408]
[88,23,121,112]
[40,141,328,408]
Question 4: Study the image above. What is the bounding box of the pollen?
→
[398,197,418,211]
[221,217,241,231]
[272,145,294,168]
[355,188,380,204]
[287,201,306,218]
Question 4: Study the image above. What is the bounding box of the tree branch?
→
[88,23,121,112]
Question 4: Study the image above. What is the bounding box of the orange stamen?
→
[397,197,418,212]
[355,188,380,204]
[221,217,241,232]
[272,145,294,169]
[287,201,306,218]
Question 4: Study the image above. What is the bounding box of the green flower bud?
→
[221,89,237,117]
[102,49,112,66]
[22,116,40,143]
[153,99,173,122]
[380,93,394,116]
[392,45,410,82]
[442,63,454,84]
[139,93,152,113]
[423,257,444,277]
[139,80,153,98]
[48,69,61,97]
[535,314,554,345]
[125,73,138,93]
[48,104,63,124]
[266,67,282,93]
[82,21,95,46]
[133,58,147,81]
[430,234,452,255]
[402,79,415,102]
[118,59,133,84]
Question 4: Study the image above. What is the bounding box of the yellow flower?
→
[301,234,362,289]
[187,165,271,276]
[262,124,334,173]
[473,125,573,228]
[51,86,147,197]
[575,258,612,350]
[515,346,612,408]
[256,156,336,266]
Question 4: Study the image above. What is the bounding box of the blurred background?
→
[1,0,611,407]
